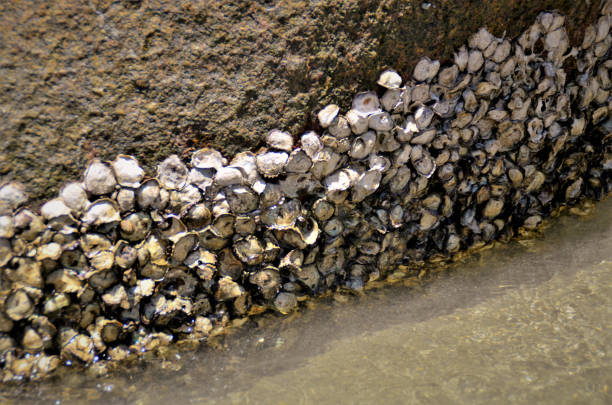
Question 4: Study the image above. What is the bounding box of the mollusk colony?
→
[1,4,612,381]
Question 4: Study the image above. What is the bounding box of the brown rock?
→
[0,1,599,203]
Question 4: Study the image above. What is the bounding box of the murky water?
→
[2,199,612,404]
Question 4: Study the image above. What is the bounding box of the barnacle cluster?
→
[0,4,611,381]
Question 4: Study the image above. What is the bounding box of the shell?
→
[413,57,440,82]
[352,170,382,203]
[191,148,227,170]
[346,109,369,134]
[112,155,144,188]
[0,215,15,239]
[84,160,117,195]
[377,69,402,89]
[169,232,198,262]
[2,5,612,375]
[349,131,377,160]
[249,267,281,300]
[300,131,324,159]
[136,179,161,209]
[233,236,264,265]
[58,182,89,215]
[467,50,484,73]
[216,277,244,301]
[274,292,297,314]
[116,188,135,212]
[381,89,403,112]
[225,185,258,214]
[41,198,72,220]
[279,173,317,198]
[0,182,28,211]
[469,27,495,50]
[157,155,188,190]
[120,212,152,241]
[82,199,120,226]
[266,129,294,152]
[188,168,214,193]
[328,116,352,138]
[454,46,469,71]
[285,149,312,173]
[214,167,244,187]
[5,290,34,321]
[256,151,288,178]
[230,152,259,185]
[352,91,381,114]
[368,112,394,131]
[261,199,301,230]
[324,169,353,193]
[438,65,459,87]
[317,104,340,128]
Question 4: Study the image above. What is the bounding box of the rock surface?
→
[0,0,600,202]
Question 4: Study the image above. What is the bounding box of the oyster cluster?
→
[1,4,612,381]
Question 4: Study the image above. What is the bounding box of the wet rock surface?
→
[0,0,601,203]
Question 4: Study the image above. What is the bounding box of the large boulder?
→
[0,0,600,202]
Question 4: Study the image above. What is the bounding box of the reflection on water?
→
[2,199,612,404]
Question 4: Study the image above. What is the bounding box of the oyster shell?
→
[84,160,117,195]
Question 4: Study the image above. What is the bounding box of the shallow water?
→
[2,198,612,405]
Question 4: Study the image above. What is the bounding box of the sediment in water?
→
[0,2,611,381]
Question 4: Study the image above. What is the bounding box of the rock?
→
[0,1,598,202]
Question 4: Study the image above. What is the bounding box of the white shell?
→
[454,46,469,71]
[256,151,288,178]
[345,109,369,134]
[352,91,381,114]
[285,149,312,173]
[116,188,135,212]
[381,89,402,112]
[349,131,377,160]
[0,215,15,239]
[413,57,440,82]
[157,155,188,190]
[368,111,394,131]
[112,155,144,188]
[467,50,484,73]
[230,152,260,185]
[0,182,28,209]
[415,106,434,129]
[469,27,495,50]
[214,167,244,187]
[279,173,317,198]
[82,200,120,226]
[317,104,340,128]
[137,179,161,209]
[328,116,352,138]
[191,148,227,170]
[60,182,90,214]
[300,131,323,159]
[41,198,72,220]
[324,169,353,192]
[84,160,117,195]
[310,148,342,179]
[188,168,214,192]
[491,40,511,63]
[352,170,382,202]
[266,129,294,152]
[377,69,402,89]
[438,65,459,87]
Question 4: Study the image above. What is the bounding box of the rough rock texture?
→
[0,0,600,203]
